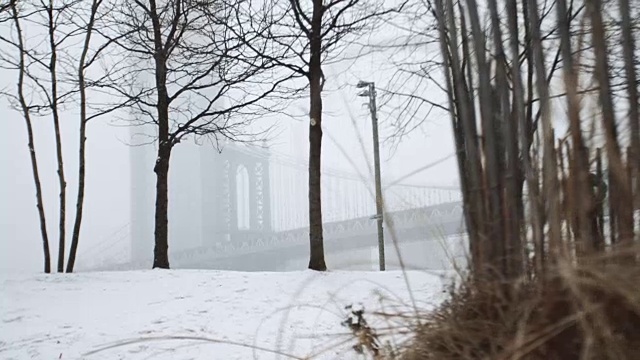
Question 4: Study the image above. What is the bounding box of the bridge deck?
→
[95,201,465,271]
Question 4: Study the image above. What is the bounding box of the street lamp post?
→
[357,80,385,271]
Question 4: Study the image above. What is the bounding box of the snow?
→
[1,269,447,359]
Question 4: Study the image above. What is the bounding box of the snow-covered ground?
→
[1,269,447,360]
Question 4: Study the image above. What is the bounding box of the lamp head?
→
[356,80,371,88]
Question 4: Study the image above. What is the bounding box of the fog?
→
[0,8,461,274]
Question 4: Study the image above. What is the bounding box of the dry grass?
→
[398,248,640,360]
[389,0,640,357]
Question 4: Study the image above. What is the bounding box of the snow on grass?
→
[1,269,446,360]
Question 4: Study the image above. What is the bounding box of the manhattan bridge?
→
[76,138,468,272]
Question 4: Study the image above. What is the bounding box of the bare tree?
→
[587,0,634,251]
[2,1,76,273]
[1,0,130,273]
[433,0,639,283]
[45,0,68,273]
[3,0,52,273]
[65,0,112,272]
[99,0,294,268]
[618,0,640,219]
[381,0,634,148]
[232,0,403,271]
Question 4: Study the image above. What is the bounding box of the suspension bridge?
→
[76,141,468,272]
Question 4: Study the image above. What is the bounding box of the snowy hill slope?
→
[1,270,446,359]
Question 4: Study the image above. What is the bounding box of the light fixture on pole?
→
[357,80,385,271]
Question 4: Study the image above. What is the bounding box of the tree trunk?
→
[47,0,67,273]
[28,119,52,274]
[465,0,505,279]
[66,0,100,273]
[556,0,595,256]
[588,0,634,251]
[506,0,528,276]
[148,0,172,269]
[617,0,640,218]
[66,85,87,273]
[151,74,171,269]
[307,0,326,271]
[435,0,475,276]
[11,0,51,273]
[487,0,519,277]
[153,144,171,269]
[441,0,486,279]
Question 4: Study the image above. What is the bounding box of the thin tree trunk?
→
[67,0,101,273]
[556,0,595,256]
[487,0,520,277]
[528,0,562,264]
[153,144,171,269]
[522,0,535,150]
[557,141,571,247]
[465,0,505,279]
[506,0,528,276]
[521,0,544,276]
[595,148,605,250]
[434,0,480,277]
[149,0,171,269]
[307,0,326,271]
[46,0,67,273]
[444,0,486,279]
[609,167,618,244]
[617,0,640,216]
[11,0,52,273]
[587,0,634,250]
[458,3,485,277]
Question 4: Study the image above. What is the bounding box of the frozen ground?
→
[1,269,447,359]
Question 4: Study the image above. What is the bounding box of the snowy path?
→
[1,270,445,359]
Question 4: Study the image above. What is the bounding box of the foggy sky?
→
[0,8,459,274]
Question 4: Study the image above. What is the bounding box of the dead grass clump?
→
[400,250,640,360]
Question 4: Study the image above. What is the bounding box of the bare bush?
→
[396,0,640,357]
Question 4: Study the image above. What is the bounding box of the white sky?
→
[0,4,459,274]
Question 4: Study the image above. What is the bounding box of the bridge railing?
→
[268,154,462,231]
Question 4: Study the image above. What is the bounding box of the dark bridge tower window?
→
[236,164,251,230]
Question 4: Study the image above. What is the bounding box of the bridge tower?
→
[200,142,273,245]
[129,131,273,265]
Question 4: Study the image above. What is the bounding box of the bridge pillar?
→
[200,143,272,248]
[201,148,230,244]
[130,123,157,263]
